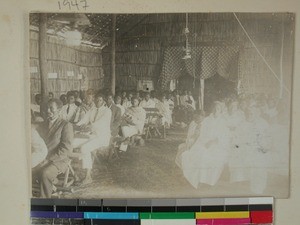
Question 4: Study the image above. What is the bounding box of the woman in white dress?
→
[227,101,247,183]
[155,94,173,127]
[181,101,230,187]
[175,111,204,169]
[121,97,146,138]
[237,103,271,194]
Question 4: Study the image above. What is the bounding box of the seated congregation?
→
[31,87,287,197]
[31,88,197,198]
[176,94,289,194]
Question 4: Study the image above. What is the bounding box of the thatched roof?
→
[30,13,294,48]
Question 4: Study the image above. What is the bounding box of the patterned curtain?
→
[160,48,185,89]
[160,45,240,89]
[184,48,202,80]
[216,46,240,81]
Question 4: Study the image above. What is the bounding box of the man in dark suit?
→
[106,93,122,137]
[37,98,74,198]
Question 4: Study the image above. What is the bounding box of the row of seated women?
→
[176,95,289,194]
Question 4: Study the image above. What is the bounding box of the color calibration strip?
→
[31,197,274,225]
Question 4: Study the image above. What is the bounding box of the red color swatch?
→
[251,210,273,223]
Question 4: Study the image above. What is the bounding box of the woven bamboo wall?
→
[238,14,294,98]
[30,30,104,100]
[102,39,162,90]
[103,13,294,97]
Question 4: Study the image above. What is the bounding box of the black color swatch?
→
[201,205,225,212]
[225,205,249,211]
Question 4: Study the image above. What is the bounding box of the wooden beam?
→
[111,14,116,95]
[39,13,49,119]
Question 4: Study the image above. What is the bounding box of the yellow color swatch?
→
[196,211,250,219]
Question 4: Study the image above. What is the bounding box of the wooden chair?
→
[31,158,78,197]
[144,108,166,139]
[53,159,79,196]
[61,160,77,188]
[108,135,124,161]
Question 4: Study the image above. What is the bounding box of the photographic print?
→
[30,12,294,199]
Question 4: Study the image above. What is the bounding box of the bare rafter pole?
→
[111,14,116,95]
[39,13,49,119]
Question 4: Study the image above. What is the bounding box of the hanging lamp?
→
[183,13,191,59]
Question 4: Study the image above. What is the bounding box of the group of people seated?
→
[31,87,287,197]
[114,88,198,128]
[176,94,289,194]
[31,88,198,198]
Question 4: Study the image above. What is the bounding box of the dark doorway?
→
[178,72,199,95]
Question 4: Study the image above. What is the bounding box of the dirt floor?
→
[61,127,289,199]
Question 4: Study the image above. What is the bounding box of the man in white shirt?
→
[60,92,78,123]
[73,90,83,106]
[139,92,155,108]
[77,93,112,184]
[74,89,95,124]
[122,97,146,138]
[107,94,122,137]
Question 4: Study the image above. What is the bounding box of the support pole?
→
[200,78,204,111]
[111,14,116,96]
[198,77,201,110]
[39,13,49,119]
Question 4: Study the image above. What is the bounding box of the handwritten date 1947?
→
[58,0,89,11]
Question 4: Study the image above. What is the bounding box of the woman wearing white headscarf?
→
[241,104,271,194]
[227,100,247,183]
[181,101,230,187]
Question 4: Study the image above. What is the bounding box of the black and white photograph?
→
[30,12,294,199]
